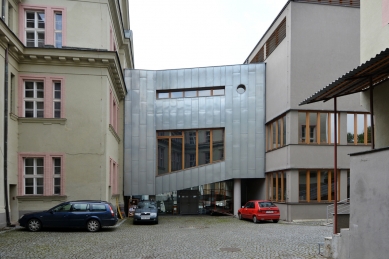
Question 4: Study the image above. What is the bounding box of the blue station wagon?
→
[18,200,118,232]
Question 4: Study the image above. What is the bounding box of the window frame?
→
[18,75,65,119]
[266,114,286,152]
[156,87,225,99]
[298,170,340,203]
[346,112,371,145]
[25,10,45,47]
[266,171,286,202]
[18,153,65,196]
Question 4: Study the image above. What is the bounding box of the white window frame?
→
[25,10,45,47]
[54,12,62,48]
[24,81,44,118]
[53,157,61,195]
[53,82,61,118]
[24,158,44,195]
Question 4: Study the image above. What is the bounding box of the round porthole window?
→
[236,84,246,94]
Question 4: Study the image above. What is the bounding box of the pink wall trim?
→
[18,153,65,196]
[19,4,67,47]
[383,0,389,26]
[109,158,118,195]
[18,74,65,118]
[109,88,119,132]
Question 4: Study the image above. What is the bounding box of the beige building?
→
[0,0,133,228]
[244,0,370,221]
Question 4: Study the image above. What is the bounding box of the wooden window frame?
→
[156,128,225,175]
[266,114,286,151]
[347,112,371,145]
[299,169,340,203]
[266,171,286,202]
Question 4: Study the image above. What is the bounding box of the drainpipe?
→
[3,44,11,227]
[333,97,338,234]
[369,77,375,149]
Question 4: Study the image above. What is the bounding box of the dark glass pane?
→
[198,90,211,97]
[54,83,61,91]
[25,187,33,194]
[171,138,182,172]
[25,158,34,166]
[54,186,61,195]
[37,187,43,194]
[55,178,61,185]
[320,171,329,201]
[26,32,35,40]
[26,12,34,20]
[310,171,318,201]
[36,178,43,185]
[157,131,170,136]
[36,167,44,175]
[25,167,34,175]
[272,173,277,200]
[184,91,196,97]
[36,111,44,118]
[54,158,61,167]
[212,129,224,162]
[277,172,282,201]
[299,171,307,201]
[36,102,44,109]
[55,33,62,48]
[25,81,34,89]
[25,178,34,185]
[25,111,33,117]
[26,41,35,47]
[157,140,169,175]
[171,131,182,136]
[184,130,197,169]
[38,13,45,28]
[55,102,61,109]
[54,111,61,118]
[198,130,210,166]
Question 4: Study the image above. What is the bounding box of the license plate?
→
[141,216,150,220]
[265,211,274,214]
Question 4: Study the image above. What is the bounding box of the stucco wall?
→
[348,148,389,259]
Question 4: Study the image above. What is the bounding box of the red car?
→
[238,200,280,223]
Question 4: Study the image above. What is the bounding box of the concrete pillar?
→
[233,179,241,216]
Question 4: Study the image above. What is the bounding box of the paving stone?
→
[0,216,331,259]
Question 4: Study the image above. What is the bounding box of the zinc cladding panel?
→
[124,64,265,196]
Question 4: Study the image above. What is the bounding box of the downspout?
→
[370,77,375,149]
[3,44,11,227]
[333,97,338,234]
[2,0,12,227]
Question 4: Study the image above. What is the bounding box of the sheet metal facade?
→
[124,64,266,195]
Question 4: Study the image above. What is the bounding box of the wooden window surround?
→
[266,114,286,152]
[266,171,286,202]
[156,128,225,175]
[298,170,340,203]
[346,113,371,145]
[298,111,340,144]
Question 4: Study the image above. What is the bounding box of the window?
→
[24,158,44,195]
[53,82,61,118]
[347,113,371,145]
[298,111,340,144]
[19,153,64,196]
[54,12,62,48]
[53,158,61,195]
[156,87,225,99]
[20,5,66,48]
[110,89,119,132]
[298,170,340,202]
[266,17,286,58]
[25,11,45,47]
[266,171,286,202]
[266,114,286,151]
[110,158,118,195]
[157,129,225,175]
[19,75,65,119]
[10,73,15,114]
[24,81,44,118]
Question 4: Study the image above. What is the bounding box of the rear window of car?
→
[258,202,276,208]
[137,202,156,209]
[90,204,106,211]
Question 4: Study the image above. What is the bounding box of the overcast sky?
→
[128,0,289,70]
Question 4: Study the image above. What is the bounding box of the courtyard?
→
[0,215,331,259]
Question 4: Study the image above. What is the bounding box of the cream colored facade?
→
[0,0,133,228]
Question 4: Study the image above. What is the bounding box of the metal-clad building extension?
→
[124,64,265,196]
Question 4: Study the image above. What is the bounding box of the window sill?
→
[18,117,67,125]
[109,124,121,143]
[17,195,67,201]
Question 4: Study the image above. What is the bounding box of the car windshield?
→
[258,202,276,208]
[137,202,156,209]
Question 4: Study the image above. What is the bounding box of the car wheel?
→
[87,219,100,232]
[27,218,42,232]
[273,219,279,223]
[238,213,242,220]
[253,216,258,223]
[133,220,137,225]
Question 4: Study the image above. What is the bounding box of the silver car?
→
[133,201,158,225]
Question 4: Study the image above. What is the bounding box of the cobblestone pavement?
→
[0,216,331,259]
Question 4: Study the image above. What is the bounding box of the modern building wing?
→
[124,64,266,215]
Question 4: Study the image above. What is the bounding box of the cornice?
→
[18,117,67,125]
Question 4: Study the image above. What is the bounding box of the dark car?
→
[238,200,280,223]
[18,200,118,232]
[133,201,158,224]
